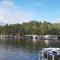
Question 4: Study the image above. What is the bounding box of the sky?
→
[0,0,60,25]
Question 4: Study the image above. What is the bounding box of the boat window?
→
[52,51,57,55]
[48,55,52,60]
[44,52,47,59]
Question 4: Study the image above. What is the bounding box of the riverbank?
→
[0,35,60,40]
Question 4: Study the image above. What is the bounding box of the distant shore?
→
[0,34,60,40]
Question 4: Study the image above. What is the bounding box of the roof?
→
[42,48,60,55]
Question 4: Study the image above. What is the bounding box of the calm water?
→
[0,38,60,60]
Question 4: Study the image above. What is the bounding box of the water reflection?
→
[0,38,60,52]
[0,38,60,60]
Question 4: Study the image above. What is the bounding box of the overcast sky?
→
[0,0,60,25]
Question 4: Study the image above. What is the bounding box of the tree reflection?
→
[0,38,60,53]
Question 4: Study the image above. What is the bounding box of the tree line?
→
[0,21,60,35]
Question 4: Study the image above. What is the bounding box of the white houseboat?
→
[40,48,60,60]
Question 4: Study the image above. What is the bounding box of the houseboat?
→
[40,48,60,60]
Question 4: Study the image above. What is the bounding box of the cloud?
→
[0,1,14,9]
[31,2,43,8]
[55,11,60,13]
[53,18,60,23]
[48,18,60,23]
[0,0,34,24]
[33,3,43,6]
[0,11,33,24]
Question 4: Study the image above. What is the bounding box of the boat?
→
[39,48,60,60]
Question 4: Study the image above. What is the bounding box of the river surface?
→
[0,38,60,60]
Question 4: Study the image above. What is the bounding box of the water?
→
[0,38,60,60]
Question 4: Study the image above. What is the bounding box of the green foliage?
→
[0,21,60,35]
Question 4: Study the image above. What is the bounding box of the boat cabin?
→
[40,48,60,60]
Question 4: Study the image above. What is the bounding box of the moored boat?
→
[39,48,60,60]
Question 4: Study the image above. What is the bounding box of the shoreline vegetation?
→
[0,21,60,35]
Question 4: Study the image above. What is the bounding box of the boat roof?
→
[43,48,60,51]
[42,48,60,55]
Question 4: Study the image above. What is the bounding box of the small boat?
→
[39,48,60,60]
